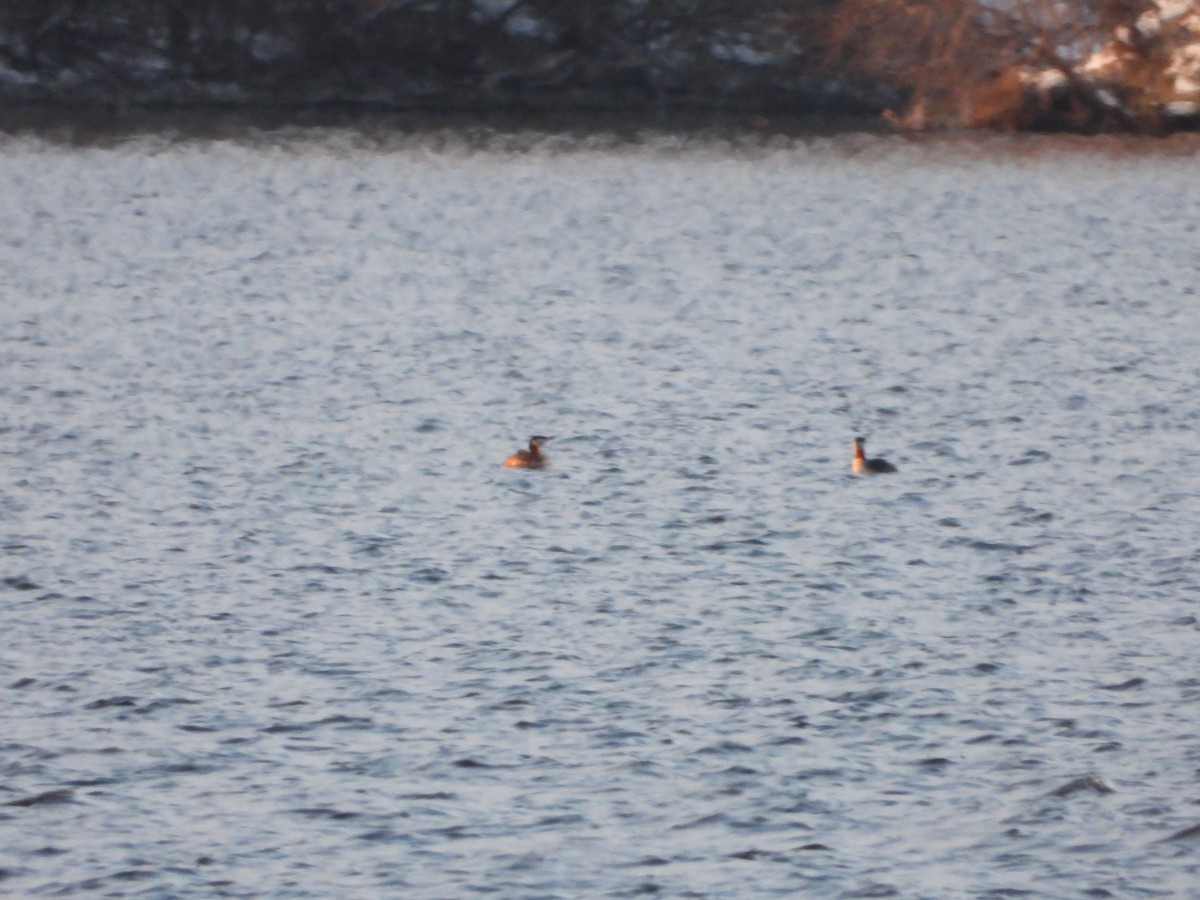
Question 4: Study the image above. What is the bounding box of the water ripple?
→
[2,132,1199,898]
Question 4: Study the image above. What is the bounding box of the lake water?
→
[2,126,1199,898]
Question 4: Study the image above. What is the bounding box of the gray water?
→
[2,130,1199,898]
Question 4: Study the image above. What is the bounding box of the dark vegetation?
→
[0,1,1195,132]
[0,1,858,113]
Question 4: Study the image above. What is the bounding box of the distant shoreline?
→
[2,102,1198,155]
[0,100,890,143]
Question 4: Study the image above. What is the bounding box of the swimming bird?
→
[852,437,896,474]
[505,435,552,469]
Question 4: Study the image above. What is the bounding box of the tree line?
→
[0,1,1189,131]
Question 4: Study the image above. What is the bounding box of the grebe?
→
[505,435,552,469]
[852,437,897,474]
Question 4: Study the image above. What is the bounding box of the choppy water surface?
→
[2,129,1199,897]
